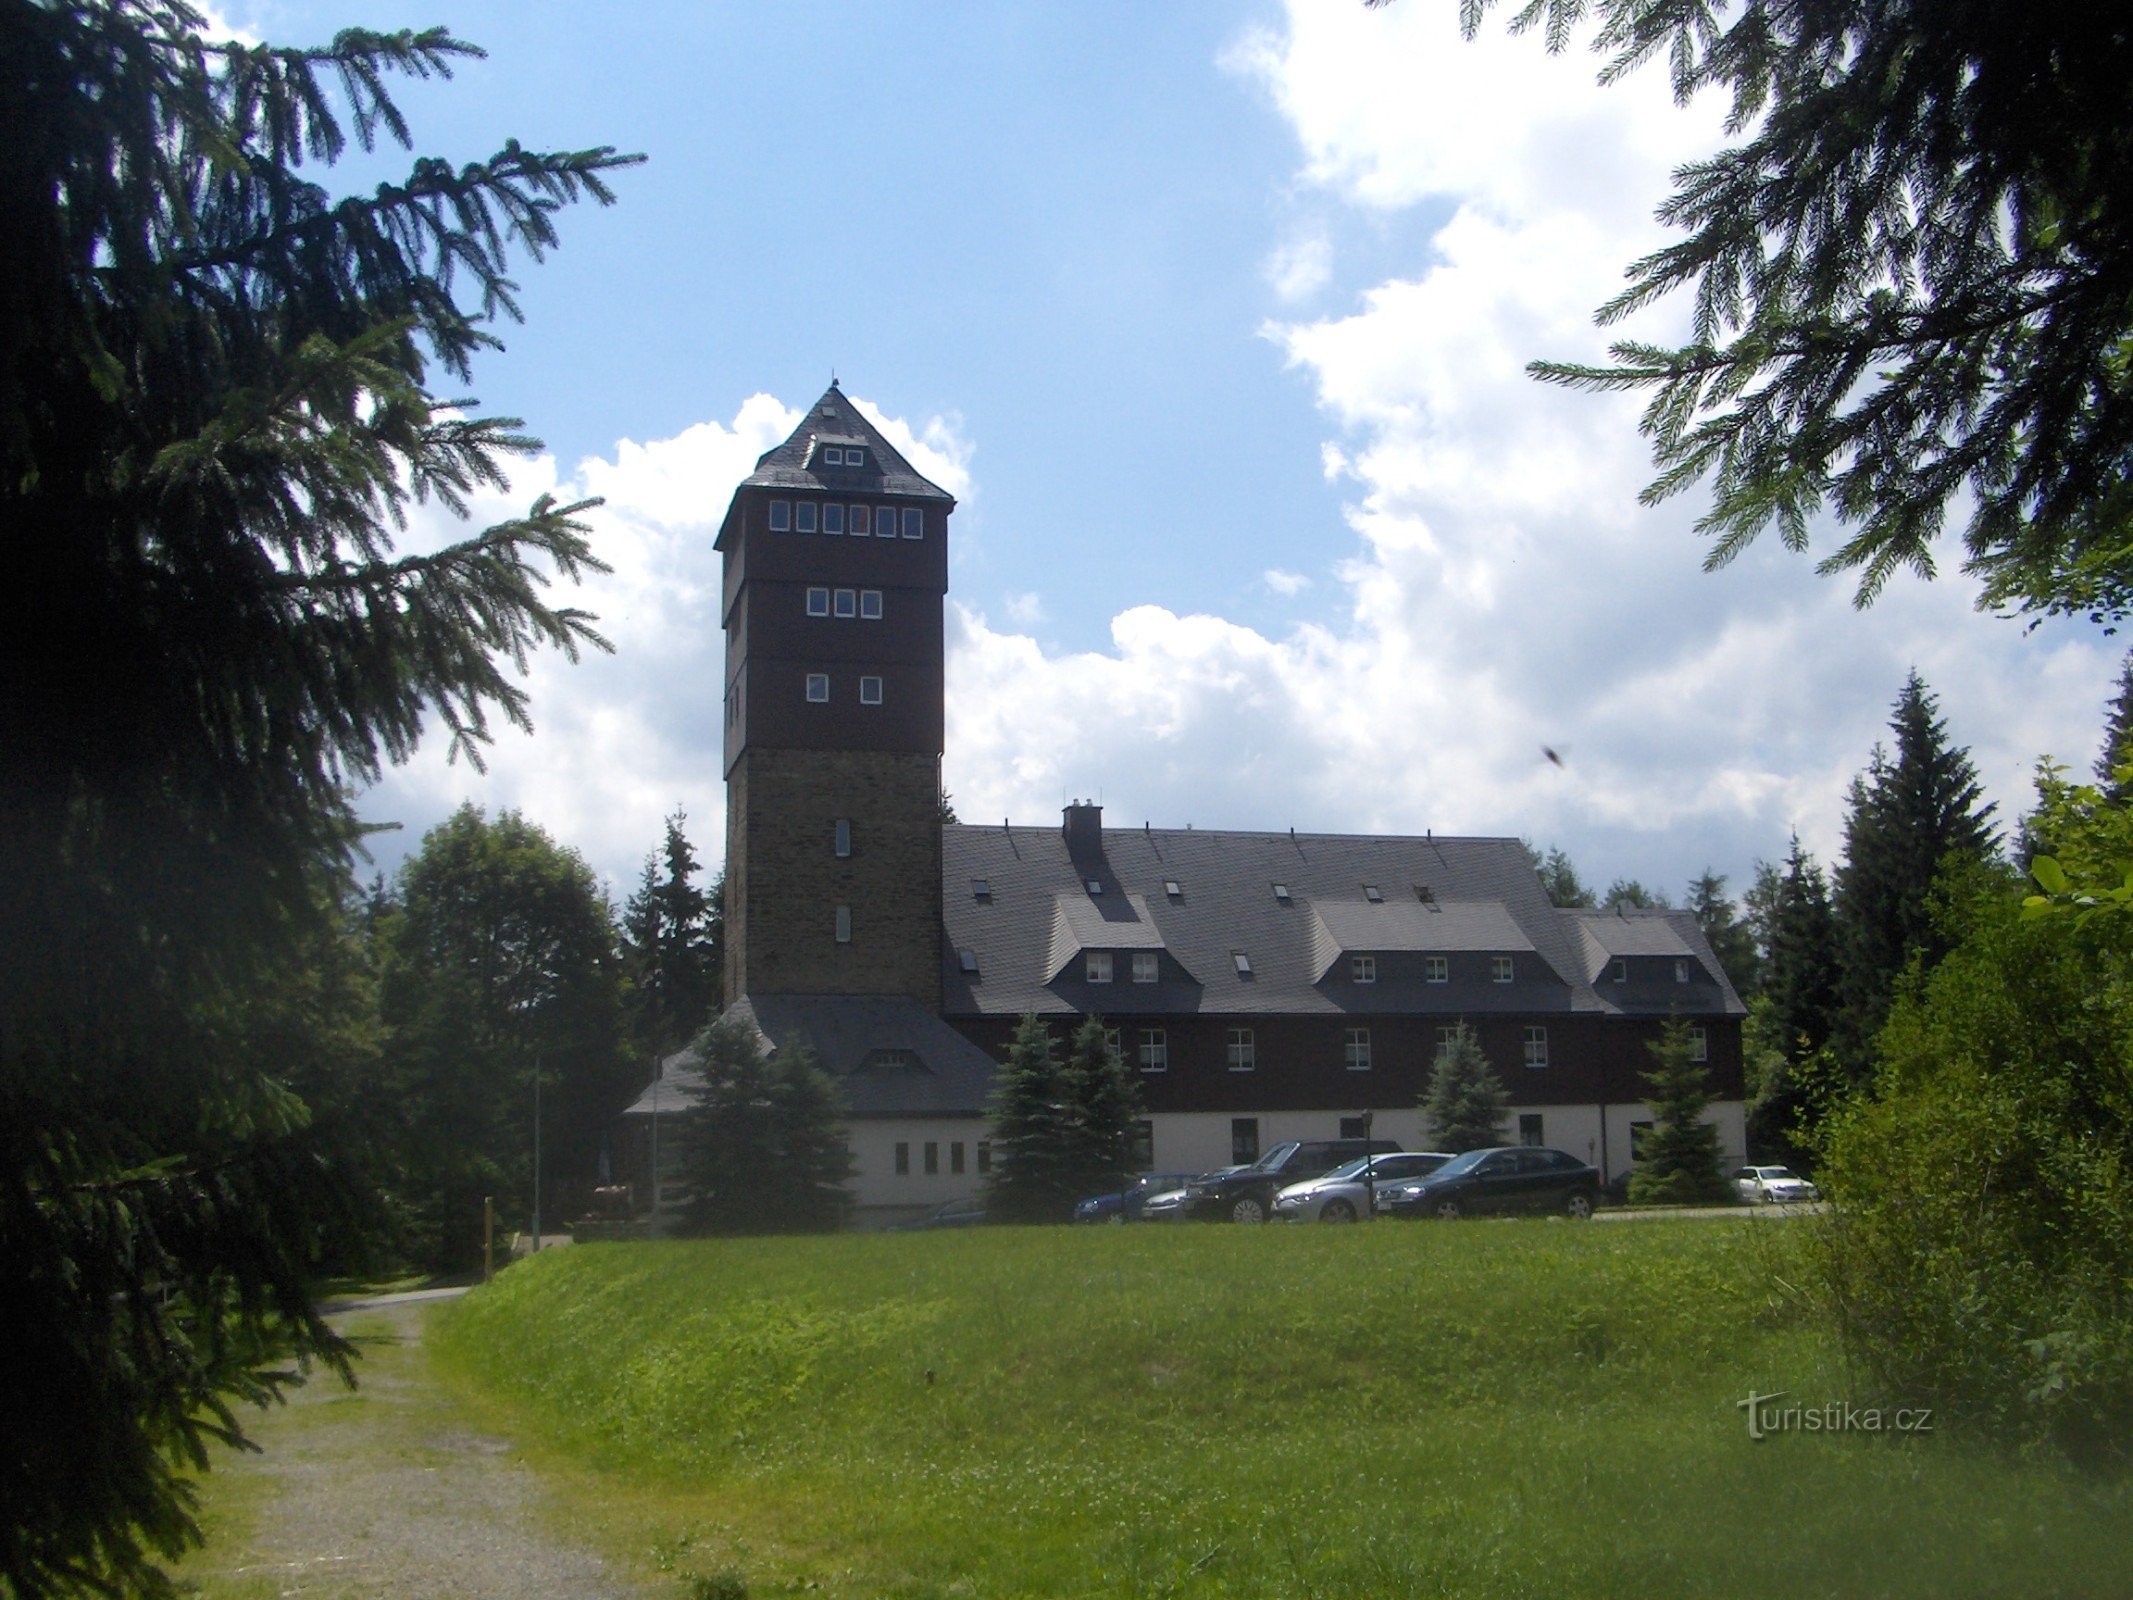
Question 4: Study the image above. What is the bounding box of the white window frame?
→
[877,505,898,539]
[1690,1024,1708,1063]
[806,587,830,617]
[902,507,924,539]
[1139,1029,1167,1072]
[1610,958,1627,983]
[1425,955,1448,984]
[822,445,844,466]
[795,501,818,533]
[860,589,883,619]
[1344,1027,1372,1072]
[1131,952,1158,984]
[769,500,792,531]
[823,503,846,535]
[833,588,857,618]
[1227,1027,1255,1071]
[1351,954,1377,984]
[1522,1025,1549,1068]
[1676,958,1692,983]
[805,673,829,703]
[847,447,865,467]
[1086,951,1113,984]
[1492,955,1515,984]
[859,676,883,705]
[1435,1025,1461,1057]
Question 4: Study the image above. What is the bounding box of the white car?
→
[1272,1152,1453,1223]
[1732,1164,1820,1204]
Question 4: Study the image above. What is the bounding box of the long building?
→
[619,383,1746,1223]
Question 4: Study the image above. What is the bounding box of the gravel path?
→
[186,1298,656,1600]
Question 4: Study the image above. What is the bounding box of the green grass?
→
[431,1220,2133,1599]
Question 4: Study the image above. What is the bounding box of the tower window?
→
[1086,952,1112,984]
[1132,952,1158,984]
[878,505,899,539]
[850,505,870,535]
[902,507,923,539]
[806,587,829,617]
[1425,956,1448,983]
[806,674,829,703]
[1492,956,1514,984]
[835,904,852,943]
[834,819,851,858]
[859,676,883,705]
[1344,1027,1372,1071]
[1351,955,1377,984]
[824,504,846,535]
[834,588,857,618]
[860,590,883,619]
[795,502,818,534]
[769,500,792,531]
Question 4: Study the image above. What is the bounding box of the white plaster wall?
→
[846,1119,990,1209]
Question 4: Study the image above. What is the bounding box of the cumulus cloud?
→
[1264,232,1333,302]
[1263,568,1313,596]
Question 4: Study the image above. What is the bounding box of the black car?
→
[1376,1146,1600,1220]
[1183,1138,1401,1224]
[1073,1172,1202,1224]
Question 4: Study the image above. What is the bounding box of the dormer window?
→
[1425,955,1448,983]
[1611,958,1628,983]
[1086,952,1113,984]
[1132,953,1158,984]
[1492,956,1514,984]
[1363,884,1383,902]
[1351,955,1377,984]
[846,447,865,467]
[823,446,843,465]
[1675,958,1691,983]
[1272,883,1291,904]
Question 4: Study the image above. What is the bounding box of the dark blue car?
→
[1073,1172,1202,1224]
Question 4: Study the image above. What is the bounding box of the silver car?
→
[1732,1164,1820,1204]
[1273,1152,1453,1223]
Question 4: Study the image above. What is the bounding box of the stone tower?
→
[718,383,952,1008]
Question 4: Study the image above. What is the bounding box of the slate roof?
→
[942,821,1747,1021]
[617,992,998,1122]
[739,382,956,504]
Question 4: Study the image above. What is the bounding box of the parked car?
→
[1732,1165,1820,1205]
[1139,1167,1240,1222]
[1073,1173,1203,1224]
[1272,1152,1453,1223]
[1376,1146,1600,1220]
[887,1196,988,1232]
[1183,1139,1402,1224]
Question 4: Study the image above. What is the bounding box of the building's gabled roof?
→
[740,382,955,504]
[617,993,998,1121]
[1561,907,1741,1012]
[941,819,1748,1021]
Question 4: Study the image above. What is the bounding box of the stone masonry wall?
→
[725,746,942,1006]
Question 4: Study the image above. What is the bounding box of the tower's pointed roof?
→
[741,381,955,503]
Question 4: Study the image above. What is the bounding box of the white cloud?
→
[1003,591,1047,627]
[1264,232,1333,302]
[1263,568,1313,596]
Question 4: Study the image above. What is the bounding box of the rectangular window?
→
[1363,884,1383,902]
[977,1141,992,1175]
[1518,1113,1544,1147]
[1675,958,1692,983]
[1522,1025,1548,1068]
[834,819,851,858]
[1351,954,1377,984]
[902,507,923,539]
[822,445,843,466]
[795,501,818,533]
[1272,882,1291,903]
[1344,1027,1371,1071]
[1139,1029,1167,1071]
[1425,955,1448,984]
[950,1141,965,1175]
[846,447,865,467]
[850,505,870,536]
[878,505,899,539]
[860,589,883,619]
[971,878,991,900]
[1130,1120,1154,1169]
[1086,951,1113,983]
[1104,1026,1121,1055]
[1232,950,1253,976]
[1132,952,1158,984]
[1493,956,1515,984]
[1231,1118,1260,1164]
[834,587,857,618]
[1690,1024,1708,1063]
[1164,879,1183,899]
[769,500,792,531]
[1227,1027,1255,1071]
[1610,958,1627,983]
[806,586,830,617]
[924,1141,939,1175]
[806,673,829,703]
[1435,1025,1461,1057]
[957,947,978,974]
[823,503,846,535]
[859,676,883,705]
[835,904,851,943]
[894,1142,910,1175]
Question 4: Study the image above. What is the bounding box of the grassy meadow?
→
[431,1218,2133,1598]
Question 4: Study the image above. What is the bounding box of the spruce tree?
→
[984,1014,1076,1222]
[1687,870,1758,996]
[1752,838,1843,1158]
[2096,649,2133,802]
[1062,1016,1145,1199]
[1422,1025,1511,1152]
[1525,842,1596,908]
[678,1017,852,1235]
[1603,879,1671,910]
[621,809,720,1058]
[1833,673,1998,1070]
[0,7,635,1592]
[1626,1019,1730,1206]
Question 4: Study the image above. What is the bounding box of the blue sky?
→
[221,0,2119,907]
